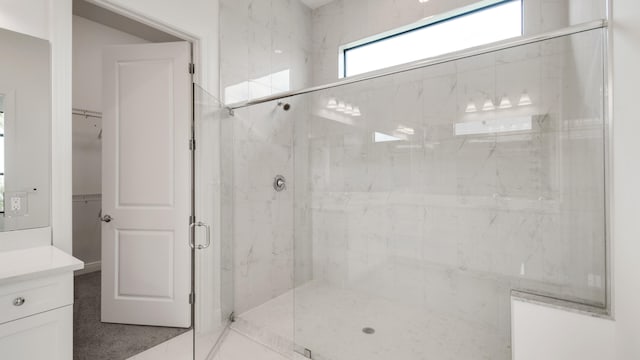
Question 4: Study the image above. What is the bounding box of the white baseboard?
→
[75,260,101,275]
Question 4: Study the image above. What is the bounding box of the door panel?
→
[117,60,175,207]
[116,230,174,299]
[101,42,191,328]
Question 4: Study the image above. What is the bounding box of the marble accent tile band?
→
[228,19,607,110]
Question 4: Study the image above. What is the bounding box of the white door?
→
[101,42,192,328]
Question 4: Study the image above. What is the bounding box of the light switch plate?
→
[11,197,21,211]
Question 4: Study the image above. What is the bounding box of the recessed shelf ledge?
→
[511,290,612,320]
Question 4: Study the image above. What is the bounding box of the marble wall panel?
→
[221,0,314,314]
[307,29,606,307]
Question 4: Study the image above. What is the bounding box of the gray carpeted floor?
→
[73,272,189,360]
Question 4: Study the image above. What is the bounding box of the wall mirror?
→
[0,27,51,232]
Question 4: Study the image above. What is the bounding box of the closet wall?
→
[71,15,148,269]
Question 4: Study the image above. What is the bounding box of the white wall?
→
[0,0,73,252]
[72,197,101,267]
[610,0,640,357]
[512,299,615,360]
[72,15,148,197]
[0,0,49,40]
[50,0,74,255]
[72,15,148,121]
[71,15,149,266]
[0,27,51,233]
[512,1,640,360]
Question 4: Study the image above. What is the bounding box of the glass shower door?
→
[225,97,297,357]
[193,84,234,359]
[292,28,607,360]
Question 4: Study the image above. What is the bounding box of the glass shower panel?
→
[226,98,297,357]
[292,28,606,360]
[193,85,234,360]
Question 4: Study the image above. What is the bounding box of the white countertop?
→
[0,246,84,285]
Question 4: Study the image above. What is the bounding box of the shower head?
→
[277,102,291,111]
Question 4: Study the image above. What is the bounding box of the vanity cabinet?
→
[0,305,72,359]
[0,246,83,360]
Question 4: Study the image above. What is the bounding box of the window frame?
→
[338,0,524,78]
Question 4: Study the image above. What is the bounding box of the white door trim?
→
[81,0,202,85]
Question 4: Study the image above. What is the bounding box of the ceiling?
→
[300,0,335,9]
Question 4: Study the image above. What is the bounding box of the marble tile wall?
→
[220,0,313,314]
[306,28,606,307]
[218,3,607,360]
[230,95,314,314]
[220,0,607,332]
[220,0,313,104]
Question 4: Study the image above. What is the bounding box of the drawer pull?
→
[13,297,26,306]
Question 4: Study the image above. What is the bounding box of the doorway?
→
[71,1,193,359]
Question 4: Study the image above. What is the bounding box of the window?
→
[341,0,523,78]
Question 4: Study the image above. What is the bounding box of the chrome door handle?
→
[100,214,113,223]
[190,221,211,250]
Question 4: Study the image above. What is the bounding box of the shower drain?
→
[362,327,376,334]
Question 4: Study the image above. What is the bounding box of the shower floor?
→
[232,261,513,360]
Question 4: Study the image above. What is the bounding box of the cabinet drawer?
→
[0,305,72,360]
[0,273,72,324]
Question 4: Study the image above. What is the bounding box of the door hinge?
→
[189,292,195,305]
[189,138,196,150]
[189,215,196,225]
[189,63,195,74]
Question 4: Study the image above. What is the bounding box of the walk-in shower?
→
[193,22,608,360]
[192,1,609,358]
